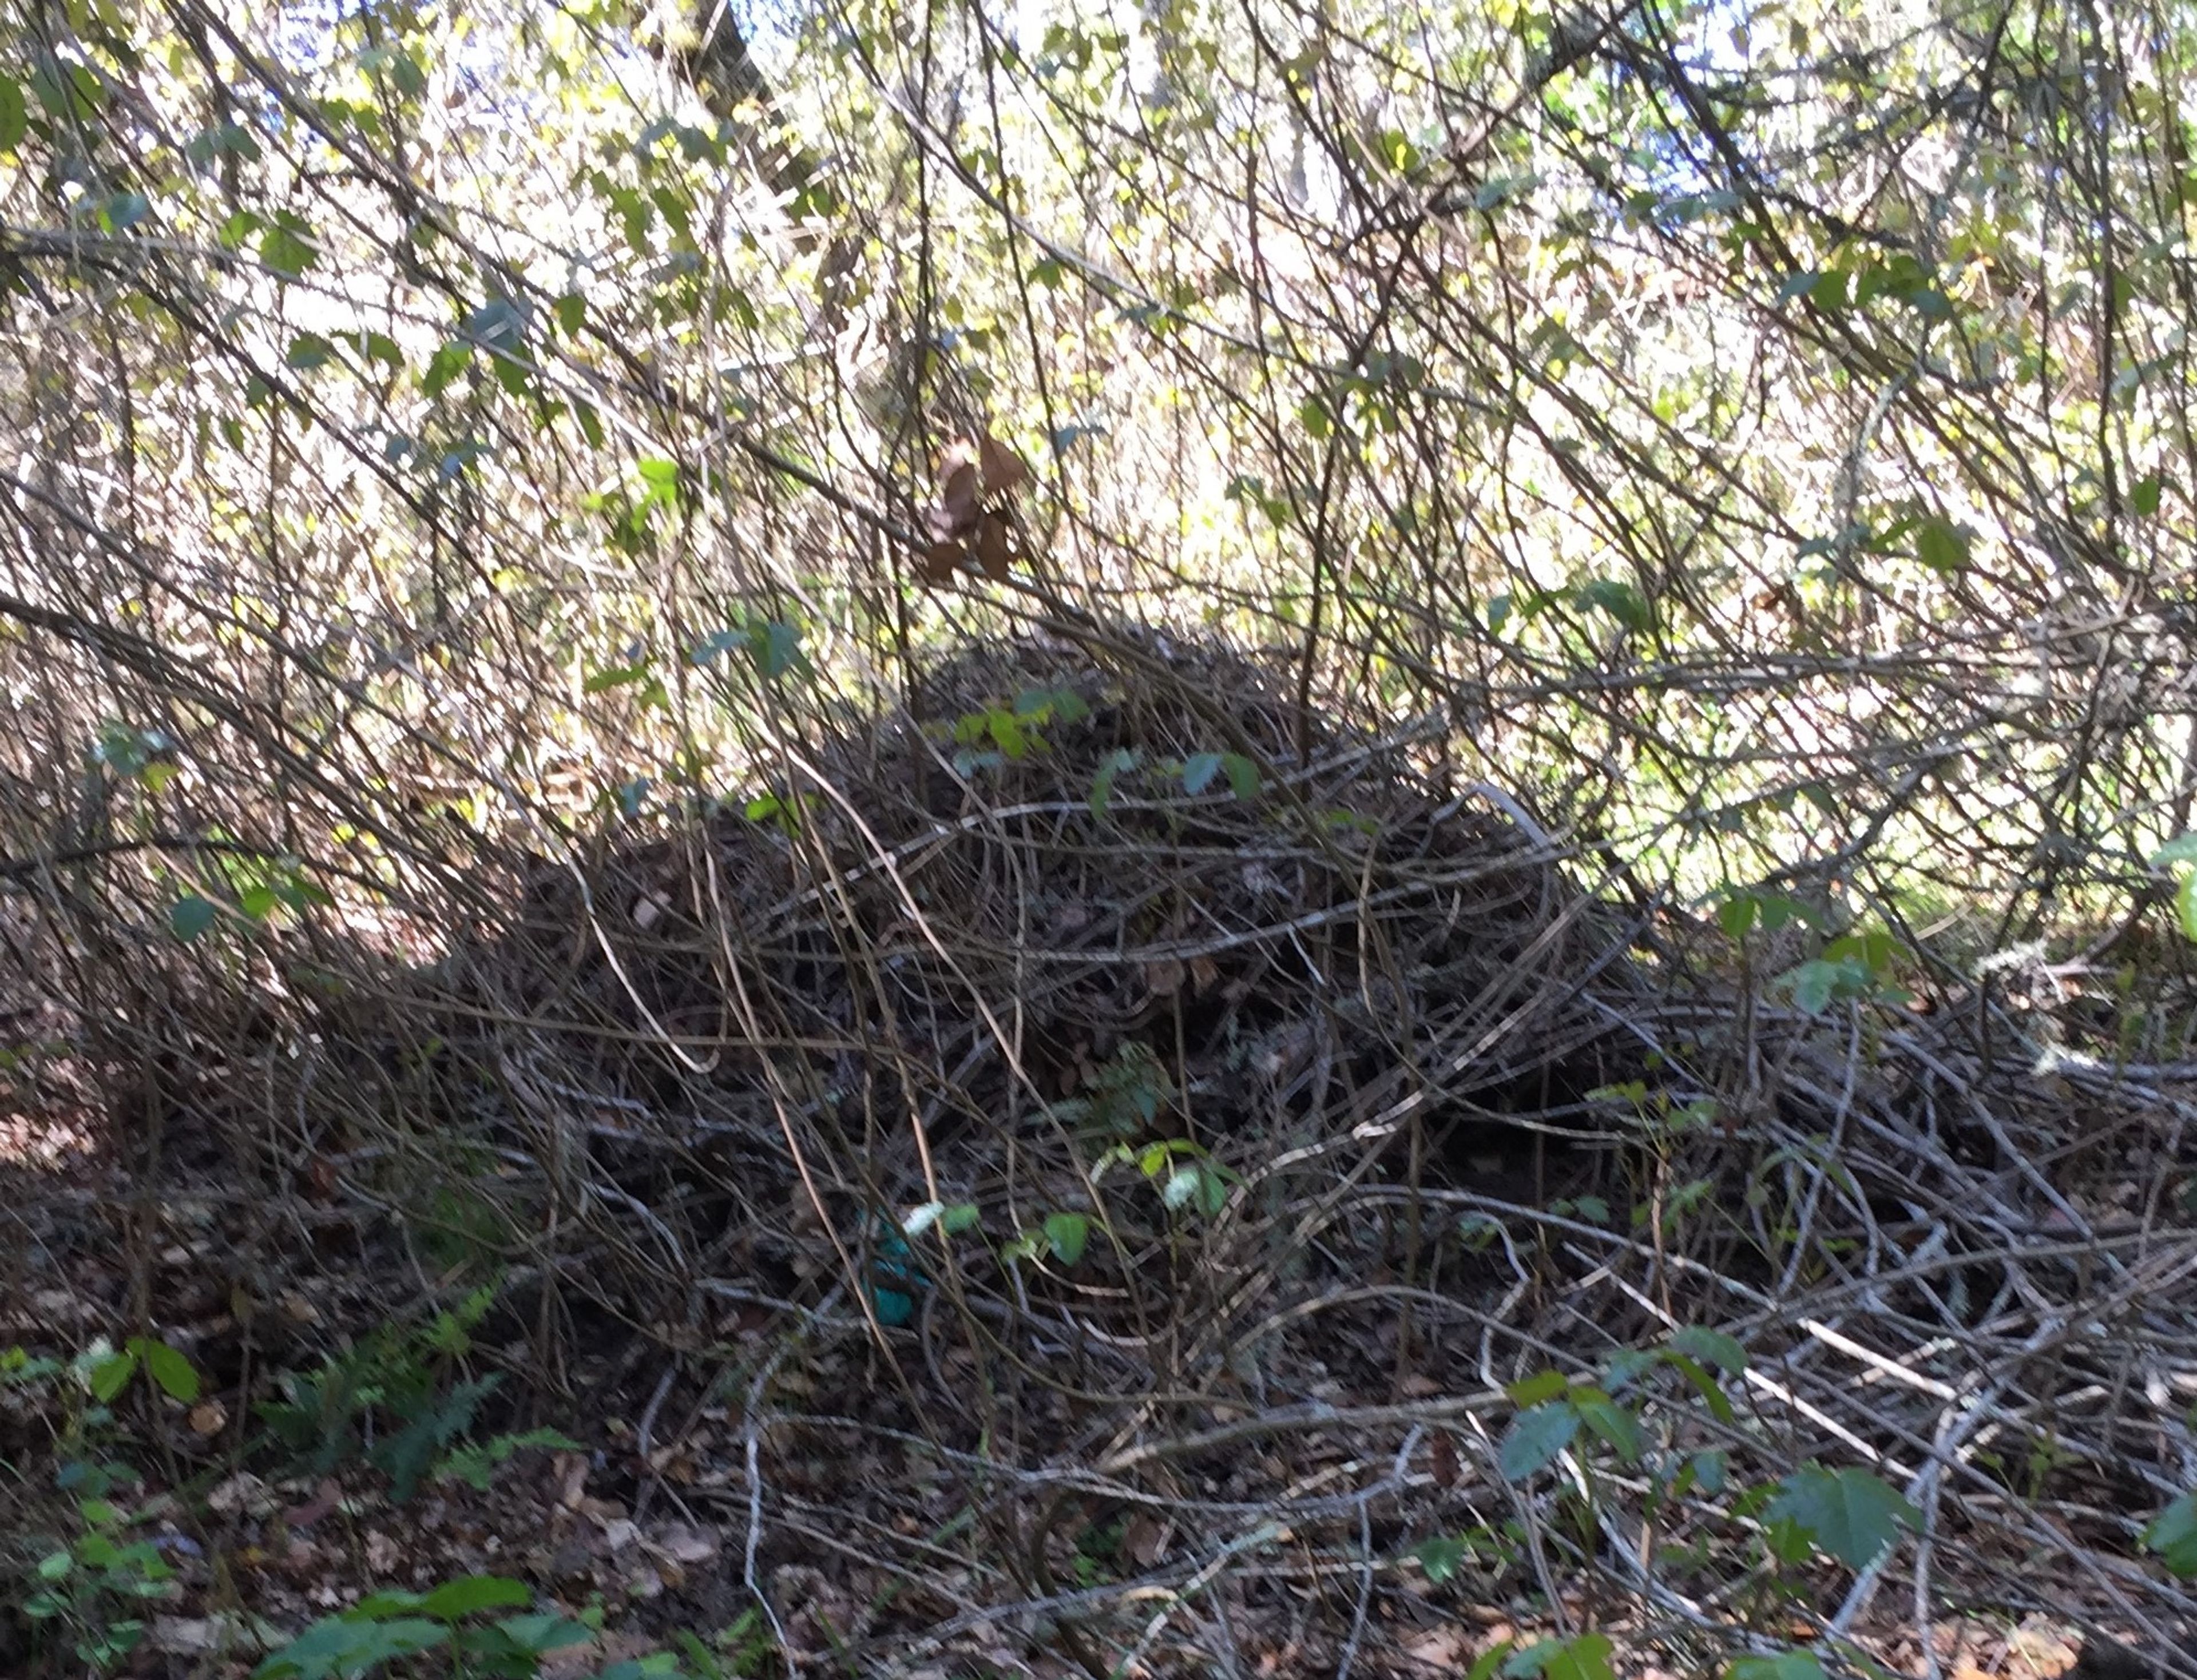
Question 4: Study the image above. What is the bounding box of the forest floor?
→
[5,640,2195,1680]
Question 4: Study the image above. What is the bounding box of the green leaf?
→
[1718,894,1759,938]
[1090,748,1137,820]
[1468,1641,1517,1680]
[437,1428,577,1492]
[2179,873,2197,944]
[36,1550,72,1580]
[421,343,471,399]
[1668,1326,1747,1375]
[0,74,27,150]
[2133,474,2165,517]
[287,333,336,371]
[1222,753,1262,799]
[132,1338,199,1403]
[1183,752,1223,796]
[170,895,218,943]
[259,213,320,280]
[1730,1652,1828,1680]
[1786,959,1841,1015]
[1505,1370,1568,1407]
[491,1613,593,1655]
[593,1657,683,1680]
[1506,1633,1615,1680]
[254,1615,446,1680]
[1042,1211,1089,1266]
[748,620,806,682]
[2152,833,2197,868]
[1914,517,1969,574]
[89,1349,137,1401]
[1766,1465,1920,1568]
[1498,1400,1579,1480]
[1692,1448,1727,1494]
[1665,1353,1735,1424]
[1414,1534,1469,1584]
[1568,1388,1642,1463]
[418,1576,530,1621]
[2145,1491,2197,1577]
[1576,577,1652,633]
[1775,269,1818,304]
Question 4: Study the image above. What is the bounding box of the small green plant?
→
[22,1475,177,1675]
[1177,749,1260,800]
[1780,927,1912,1014]
[257,1286,568,1499]
[1498,1369,1645,1481]
[665,1613,776,1680]
[253,1575,684,1680]
[1069,1516,1126,1586]
[1763,1464,1921,1570]
[1468,1630,1616,1680]
[5,1340,199,1674]
[1728,1651,1829,1680]
[2151,833,2197,941]
[948,685,1088,773]
[1003,1209,1092,1268]
[1053,1041,1170,1138]
[2144,1490,2197,1576]
[1095,1134,1238,1216]
[1409,1522,1518,1584]
[87,1335,201,1405]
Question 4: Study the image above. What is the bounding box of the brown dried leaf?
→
[1144,958,1185,996]
[1188,954,1220,994]
[1402,1627,1469,1673]
[282,1477,343,1532]
[556,1452,589,1510]
[1122,1512,1171,1567]
[974,511,1013,581]
[917,540,964,584]
[979,433,1029,496]
[937,442,982,530]
[655,1523,719,1564]
[187,1400,227,1437]
[206,1472,273,1517]
[1430,1428,1460,1489]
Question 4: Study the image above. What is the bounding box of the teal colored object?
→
[868,1228,925,1327]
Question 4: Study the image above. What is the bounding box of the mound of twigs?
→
[388,628,1645,1330]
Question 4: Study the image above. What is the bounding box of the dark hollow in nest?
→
[354,630,1652,1325]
